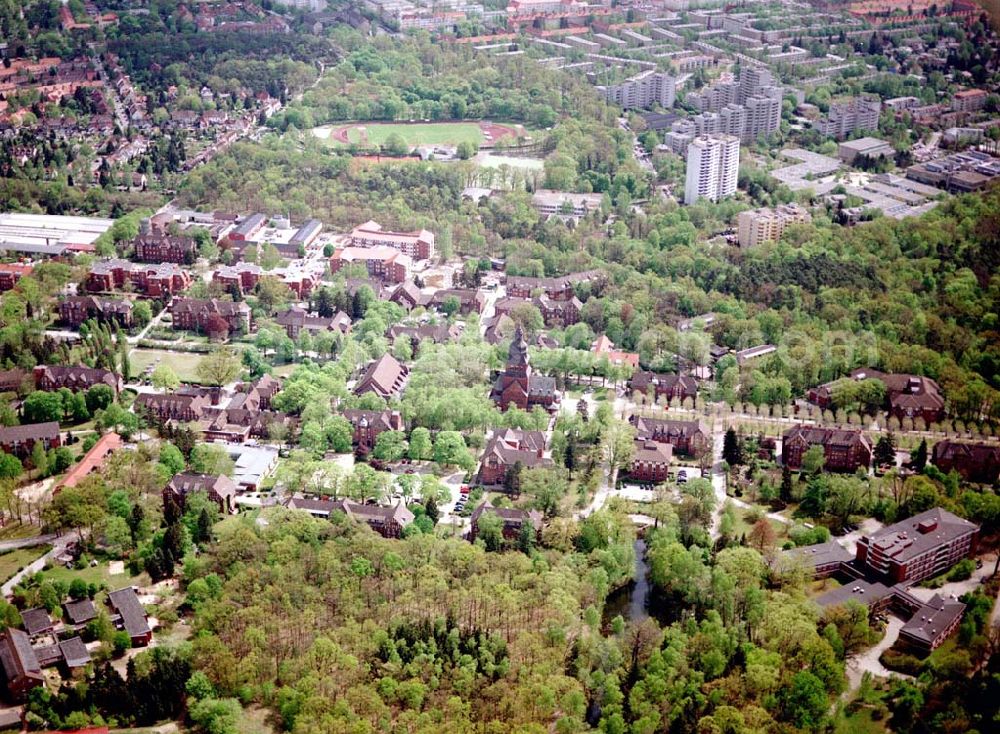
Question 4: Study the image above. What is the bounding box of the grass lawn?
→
[130,348,207,383]
[0,545,51,584]
[835,708,890,734]
[40,558,149,591]
[324,122,485,147]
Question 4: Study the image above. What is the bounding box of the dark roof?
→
[166,472,238,502]
[630,371,697,395]
[64,598,97,625]
[0,421,60,443]
[862,507,979,564]
[0,628,42,681]
[20,607,53,637]
[816,580,892,608]
[778,541,853,569]
[782,425,871,451]
[900,594,965,646]
[58,636,91,668]
[631,415,704,439]
[107,587,150,640]
[355,354,409,398]
[232,212,267,237]
[287,496,337,516]
[470,500,542,531]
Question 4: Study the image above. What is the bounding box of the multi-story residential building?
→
[490,325,557,412]
[688,80,739,113]
[743,92,782,143]
[629,371,698,403]
[628,440,674,483]
[598,70,676,110]
[506,270,604,301]
[59,295,133,328]
[0,422,61,459]
[855,507,979,584]
[816,98,882,141]
[212,262,262,294]
[134,387,216,423]
[133,232,197,264]
[86,259,191,297]
[951,88,988,113]
[737,203,811,247]
[899,594,967,652]
[33,365,121,394]
[684,134,739,205]
[737,66,776,104]
[478,428,552,489]
[807,368,945,424]
[0,263,32,292]
[781,425,872,472]
[170,297,251,337]
[343,409,404,456]
[630,415,707,456]
[329,246,411,284]
[931,440,1000,484]
[774,540,853,579]
[349,220,435,260]
[427,288,487,316]
[274,307,351,339]
[494,295,582,328]
[354,354,409,399]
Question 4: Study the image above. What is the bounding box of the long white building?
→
[684,134,739,205]
[599,71,676,110]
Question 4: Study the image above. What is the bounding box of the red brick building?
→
[808,368,945,424]
[330,246,411,284]
[354,354,409,400]
[494,295,582,328]
[86,259,191,298]
[170,297,251,337]
[855,507,979,584]
[627,440,673,483]
[350,220,435,260]
[506,270,605,300]
[0,422,61,459]
[931,439,1000,484]
[211,262,262,294]
[630,415,707,456]
[59,296,133,328]
[33,365,121,394]
[343,409,404,455]
[469,500,542,543]
[274,307,351,340]
[781,425,872,472]
[164,472,238,514]
[0,263,33,292]
[477,428,552,488]
[133,232,197,264]
[489,325,557,412]
[629,370,698,403]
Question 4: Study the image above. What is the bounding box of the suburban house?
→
[0,628,43,700]
[469,500,543,543]
[63,599,98,629]
[170,297,251,338]
[33,365,121,394]
[59,295,134,328]
[490,325,557,412]
[106,587,152,646]
[592,335,639,370]
[855,507,979,584]
[478,428,553,489]
[163,472,239,513]
[808,368,945,424]
[288,497,415,538]
[86,259,191,297]
[629,415,707,456]
[629,371,698,403]
[132,232,197,263]
[389,281,426,311]
[349,220,435,260]
[20,608,54,639]
[0,422,61,459]
[354,354,409,399]
[330,246,411,284]
[0,263,33,292]
[275,307,351,339]
[931,440,1000,483]
[627,440,674,483]
[781,425,872,472]
[56,432,122,491]
[343,409,404,455]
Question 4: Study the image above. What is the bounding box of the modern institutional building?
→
[684,134,739,205]
[349,220,435,260]
[856,507,979,584]
[736,203,811,247]
[599,71,676,110]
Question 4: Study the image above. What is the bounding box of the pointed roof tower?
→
[508,323,530,368]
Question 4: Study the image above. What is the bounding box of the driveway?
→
[843,614,913,697]
[2,535,74,596]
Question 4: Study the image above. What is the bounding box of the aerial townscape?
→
[0,0,999,732]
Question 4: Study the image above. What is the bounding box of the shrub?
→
[946,558,975,582]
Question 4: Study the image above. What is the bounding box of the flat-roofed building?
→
[737,204,811,247]
[349,220,434,260]
[838,136,895,165]
[599,70,676,110]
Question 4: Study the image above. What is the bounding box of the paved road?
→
[2,535,73,596]
[0,532,59,553]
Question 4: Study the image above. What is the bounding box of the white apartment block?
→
[684,134,739,205]
[737,204,811,247]
[816,98,882,141]
[743,93,782,143]
[599,71,676,110]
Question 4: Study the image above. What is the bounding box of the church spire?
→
[508,323,529,367]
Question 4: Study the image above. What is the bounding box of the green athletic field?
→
[316,122,487,147]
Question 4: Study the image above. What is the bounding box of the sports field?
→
[313,120,522,148]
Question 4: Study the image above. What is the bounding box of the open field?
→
[0,546,50,584]
[313,120,523,148]
[130,349,207,383]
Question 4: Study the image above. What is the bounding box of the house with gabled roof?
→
[106,586,151,645]
[469,500,542,543]
[355,354,409,400]
[781,425,872,472]
[0,628,43,699]
[164,472,238,514]
[478,428,553,489]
